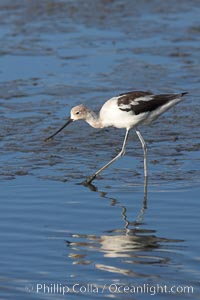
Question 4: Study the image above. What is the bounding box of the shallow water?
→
[0,0,200,299]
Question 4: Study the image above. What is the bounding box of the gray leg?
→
[85,129,130,184]
[135,128,148,178]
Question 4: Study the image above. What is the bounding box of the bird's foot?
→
[83,173,97,185]
[81,174,98,191]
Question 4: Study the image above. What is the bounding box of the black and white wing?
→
[117,91,187,116]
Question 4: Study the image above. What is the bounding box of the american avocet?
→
[45,91,187,184]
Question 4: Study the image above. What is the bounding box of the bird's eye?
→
[76,111,80,115]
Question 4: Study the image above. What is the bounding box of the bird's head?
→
[44,104,88,141]
[70,104,88,121]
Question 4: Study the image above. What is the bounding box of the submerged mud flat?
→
[0,1,200,299]
[0,0,199,184]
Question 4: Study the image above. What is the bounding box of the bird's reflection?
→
[67,178,183,277]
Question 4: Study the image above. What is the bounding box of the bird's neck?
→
[85,110,103,128]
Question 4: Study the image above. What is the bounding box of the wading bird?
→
[45,91,187,184]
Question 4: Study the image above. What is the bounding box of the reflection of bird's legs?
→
[121,177,148,228]
[121,207,130,229]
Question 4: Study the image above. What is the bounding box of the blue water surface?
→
[0,1,200,299]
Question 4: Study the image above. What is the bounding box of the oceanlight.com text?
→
[25,283,194,296]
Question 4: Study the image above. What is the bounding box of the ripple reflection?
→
[66,187,184,278]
